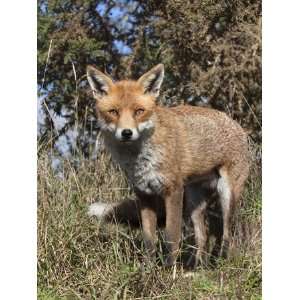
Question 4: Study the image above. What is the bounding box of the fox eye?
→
[108,109,119,117]
[135,108,145,117]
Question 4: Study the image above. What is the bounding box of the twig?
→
[242,94,262,129]
[71,59,79,130]
[41,39,52,90]
[39,39,59,135]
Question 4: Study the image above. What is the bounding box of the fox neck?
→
[104,133,165,195]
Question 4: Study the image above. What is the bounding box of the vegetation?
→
[38,0,261,299]
[38,148,261,299]
[38,0,261,153]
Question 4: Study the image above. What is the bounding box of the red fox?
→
[86,64,250,267]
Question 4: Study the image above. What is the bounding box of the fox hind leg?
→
[184,183,211,269]
[217,167,234,259]
[190,201,209,268]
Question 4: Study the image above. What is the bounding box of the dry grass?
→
[37,147,261,299]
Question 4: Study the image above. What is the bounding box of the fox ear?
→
[86,66,113,98]
[138,64,164,98]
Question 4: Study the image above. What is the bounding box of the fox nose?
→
[121,129,133,139]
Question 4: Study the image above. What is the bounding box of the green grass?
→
[38,150,261,299]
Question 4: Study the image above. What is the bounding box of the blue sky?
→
[96,1,138,55]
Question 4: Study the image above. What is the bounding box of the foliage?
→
[129,0,262,141]
[37,0,262,158]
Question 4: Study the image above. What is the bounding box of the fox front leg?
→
[164,184,184,267]
[139,195,158,263]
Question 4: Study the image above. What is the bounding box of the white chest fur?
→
[105,139,165,195]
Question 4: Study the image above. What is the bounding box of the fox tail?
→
[88,198,142,227]
[88,197,168,228]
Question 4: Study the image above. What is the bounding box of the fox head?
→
[87,64,164,143]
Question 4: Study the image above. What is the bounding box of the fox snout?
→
[121,129,133,139]
[105,119,155,143]
[115,127,140,142]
